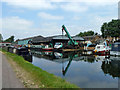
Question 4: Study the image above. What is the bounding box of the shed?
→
[0,42,11,47]
[17,37,34,45]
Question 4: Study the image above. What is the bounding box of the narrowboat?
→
[111,42,120,51]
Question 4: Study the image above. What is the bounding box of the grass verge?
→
[0,48,79,88]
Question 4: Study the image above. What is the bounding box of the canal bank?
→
[0,49,79,88]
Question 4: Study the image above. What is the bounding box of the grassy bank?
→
[1,49,79,88]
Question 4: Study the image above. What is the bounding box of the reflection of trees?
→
[82,56,95,63]
[30,50,55,60]
[101,60,120,78]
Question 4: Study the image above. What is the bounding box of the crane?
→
[62,25,78,49]
[62,25,75,45]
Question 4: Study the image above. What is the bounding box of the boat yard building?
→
[32,35,85,46]
[17,35,85,47]
[17,37,34,46]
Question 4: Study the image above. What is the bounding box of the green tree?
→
[76,31,95,37]
[95,32,98,35]
[4,36,14,43]
[101,19,120,38]
[0,33,3,42]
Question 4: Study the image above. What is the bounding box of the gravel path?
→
[0,52,24,88]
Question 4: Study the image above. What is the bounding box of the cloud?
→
[2,0,57,10]
[66,25,92,36]
[2,16,33,30]
[60,2,88,12]
[72,16,81,20]
[1,16,36,39]
[38,12,64,20]
[39,23,62,36]
[1,16,62,40]
[52,0,119,6]
[50,0,119,2]
[62,15,117,36]
[88,16,117,34]
[118,1,120,19]
[2,0,119,11]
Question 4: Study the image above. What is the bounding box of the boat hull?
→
[93,50,110,55]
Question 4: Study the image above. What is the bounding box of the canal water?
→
[23,50,120,88]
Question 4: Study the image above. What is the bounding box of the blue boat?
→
[111,42,120,51]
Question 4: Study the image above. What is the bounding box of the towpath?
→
[0,51,24,88]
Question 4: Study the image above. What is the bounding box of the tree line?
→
[76,19,120,38]
[0,19,119,43]
[76,31,98,37]
[0,34,14,43]
[101,19,120,38]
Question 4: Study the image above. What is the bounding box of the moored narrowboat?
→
[111,42,120,51]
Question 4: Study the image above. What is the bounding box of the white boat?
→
[93,40,111,54]
[54,43,63,49]
[93,44,110,54]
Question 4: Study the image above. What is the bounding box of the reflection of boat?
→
[30,50,82,76]
[110,51,120,56]
[95,55,105,61]
[31,50,55,60]
[82,51,92,55]
[95,55,110,61]
[109,56,120,61]
[54,52,63,59]
[42,48,53,51]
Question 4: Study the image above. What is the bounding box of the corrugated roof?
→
[32,35,45,42]
[53,35,84,40]
[19,37,33,41]
[19,35,84,43]
[53,35,69,40]
[72,36,84,41]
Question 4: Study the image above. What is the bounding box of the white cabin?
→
[0,42,11,47]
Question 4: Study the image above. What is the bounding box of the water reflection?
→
[101,59,120,78]
[22,53,33,63]
[22,50,120,88]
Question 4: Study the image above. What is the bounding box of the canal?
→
[22,50,120,88]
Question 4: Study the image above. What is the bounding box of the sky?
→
[0,0,119,40]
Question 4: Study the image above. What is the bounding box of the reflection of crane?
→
[62,25,78,48]
[62,53,75,76]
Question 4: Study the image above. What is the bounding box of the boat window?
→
[55,43,61,45]
[114,45,118,47]
[97,46,100,49]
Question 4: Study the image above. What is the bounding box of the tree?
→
[101,19,120,38]
[4,36,14,43]
[95,32,98,35]
[76,31,95,37]
[0,33,3,42]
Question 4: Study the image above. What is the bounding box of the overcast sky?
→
[1,0,119,40]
